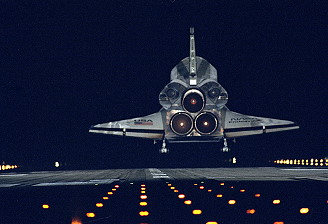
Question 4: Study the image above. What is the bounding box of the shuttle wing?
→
[89,111,165,140]
[222,107,299,138]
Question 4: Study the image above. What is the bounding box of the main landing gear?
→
[221,138,230,152]
[159,138,169,154]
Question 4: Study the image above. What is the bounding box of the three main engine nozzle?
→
[170,89,218,136]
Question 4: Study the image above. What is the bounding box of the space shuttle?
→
[89,28,299,153]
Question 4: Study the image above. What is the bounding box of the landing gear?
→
[221,138,230,152]
[159,138,169,154]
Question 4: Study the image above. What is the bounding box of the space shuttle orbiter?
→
[90,28,299,153]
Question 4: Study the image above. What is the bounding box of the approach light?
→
[192,210,202,215]
[139,211,149,216]
[300,208,309,214]
[86,213,95,218]
[184,200,192,205]
[178,194,186,199]
[96,203,103,208]
[246,209,256,214]
[140,195,147,199]
[273,200,281,204]
[71,217,82,224]
[228,200,236,205]
[42,204,50,209]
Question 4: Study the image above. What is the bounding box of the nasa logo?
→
[228,117,260,123]
[134,119,153,125]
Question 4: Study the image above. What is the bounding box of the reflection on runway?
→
[0,168,327,223]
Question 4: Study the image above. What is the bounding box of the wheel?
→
[159,148,169,154]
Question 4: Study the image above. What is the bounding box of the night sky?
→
[1,1,327,169]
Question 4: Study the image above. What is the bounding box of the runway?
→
[1,167,328,188]
[1,167,327,223]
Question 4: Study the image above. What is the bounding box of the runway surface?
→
[1,167,328,187]
[1,167,328,223]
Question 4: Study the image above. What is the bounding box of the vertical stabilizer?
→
[189,27,197,86]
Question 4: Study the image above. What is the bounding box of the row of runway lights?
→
[166,182,312,224]
[39,181,325,224]
[41,184,121,223]
[274,158,328,166]
[0,164,19,171]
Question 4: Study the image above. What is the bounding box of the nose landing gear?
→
[221,138,230,152]
[159,138,169,154]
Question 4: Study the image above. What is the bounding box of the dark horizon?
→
[1,1,327,170]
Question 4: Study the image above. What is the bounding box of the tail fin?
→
[189,27,197,86]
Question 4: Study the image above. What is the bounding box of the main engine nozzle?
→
[182,89,204,113]
[195,112,218,135]
[170,112,193,135]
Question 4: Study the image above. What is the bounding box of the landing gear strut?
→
[221,138,230,152]
[159,138,169,154]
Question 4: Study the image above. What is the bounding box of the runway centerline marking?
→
[148,168,171,179]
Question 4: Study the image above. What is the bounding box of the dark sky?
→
[1,1,327,169]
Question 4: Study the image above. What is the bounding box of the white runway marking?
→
[0,174,28,177]
[33,179,119,187]
[148,168,171,179]
[282,169,328,171]
[0,184,20,188]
